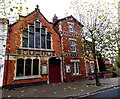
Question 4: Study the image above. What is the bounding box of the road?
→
[82,87,120,99]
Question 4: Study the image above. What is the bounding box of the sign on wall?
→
[42,65,47,74]
[66,65,71,73]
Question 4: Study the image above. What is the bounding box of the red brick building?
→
[53,14,86,81]
[3,5,87,87]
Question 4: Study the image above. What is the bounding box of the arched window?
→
[16,59,24,77]
[22,21,51,50]
[70,40,77,52]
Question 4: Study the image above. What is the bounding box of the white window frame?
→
[21,21,51,50]
[70,60,81,75]
[68,22,74,32]
[14,58,41,80]
[90,61,94,73]
[69,38,77,52]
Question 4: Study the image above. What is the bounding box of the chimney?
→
[53,14,58,23]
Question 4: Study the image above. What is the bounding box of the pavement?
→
[1,77,120,98]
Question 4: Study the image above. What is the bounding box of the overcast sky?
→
[25,0,72,22]
[1,0,117,23]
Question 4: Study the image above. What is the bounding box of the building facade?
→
[0,18,8,87]
[3,6,62,87]
[53,15,87,81]
[3,5,87,87]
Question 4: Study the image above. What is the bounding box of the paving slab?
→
[1,77,119,98]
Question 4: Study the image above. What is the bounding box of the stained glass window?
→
[22,22,51,49]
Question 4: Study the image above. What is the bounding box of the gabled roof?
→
[10,5,52,26]
[53,15,84,27]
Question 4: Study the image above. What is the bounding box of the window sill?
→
[69,31,74,33]
[41,73,48,75]
[72,74,82,76]
[71,51,77,53]
[19,47,53,51]
[13,75,42,81]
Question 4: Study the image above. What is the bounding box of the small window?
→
[70,40,76,52]
[69,24,74,32]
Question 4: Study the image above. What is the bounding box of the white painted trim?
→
[90,61,94,63]
[59,22,62,31]
[60,57,63,83]
[13,75,41,81]
[70,60,80,62]
[47,58,50,84]
[90,61,94,73]
[69,38,77,52]
[85,59,90,76]
[14,57,41,78]
[67,22,74,25]
[69,38,77,41]
[72,74,82,76]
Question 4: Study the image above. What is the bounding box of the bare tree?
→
[67,0,118,86]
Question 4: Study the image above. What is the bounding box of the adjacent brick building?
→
[53,15,87,81]
[3,5,87,87]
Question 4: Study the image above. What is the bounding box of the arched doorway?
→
[49,57,61,83]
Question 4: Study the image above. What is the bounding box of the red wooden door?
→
[49,58,61,83]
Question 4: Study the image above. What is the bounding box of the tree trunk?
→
[91,31,100,86]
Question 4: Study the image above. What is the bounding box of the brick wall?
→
[53,16,87,81]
